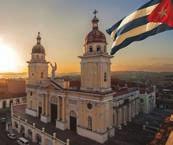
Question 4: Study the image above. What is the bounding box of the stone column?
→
[52,137,56,145]
[133,100,135,116]
[128,103,132,122]
[17,116,21,133]
[116,109,118,127]
[121,107,124,125]
[137,99,140,114]
[45,96,47,116]
[48,97,50,118]
[136,99,139,115]
[113,109,117,127]
[123,106,127,126]
[24,120,28,137]
[32,123,36,141]
[135,100,138,116]
[113,109,117,126]
[57,97,60,120]
[32,131,36,143]
[130,102,132,119]
[66,139,70,145]
[118,108,122,129]
[42,95,45,115]
[132,101,135,118]
[62,97,65,122]
[41,128,45,145]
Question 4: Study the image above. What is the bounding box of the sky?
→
[0,0,173,73]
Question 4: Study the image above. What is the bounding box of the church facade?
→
[11,13,156,144]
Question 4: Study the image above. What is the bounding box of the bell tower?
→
[79,11,113,92]
[27,32,49,85]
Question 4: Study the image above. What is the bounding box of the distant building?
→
[0,79,26,109]
[139,86,156,114]
[157,88,173,109]
[11,13,156,145]
[8,79,26,94]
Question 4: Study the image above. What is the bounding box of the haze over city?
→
[0,0,173,73]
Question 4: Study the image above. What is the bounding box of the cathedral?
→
[11,12,156,144]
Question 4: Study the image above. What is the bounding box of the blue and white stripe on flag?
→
[106,0,173,55]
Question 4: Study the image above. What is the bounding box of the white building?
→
[11,12,156,145]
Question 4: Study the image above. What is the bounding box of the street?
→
[0,123,18,145]
[0,109,18,145]
[0,109,37,145]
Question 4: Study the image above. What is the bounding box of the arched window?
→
[30,91,32,96]
[36,133,42,144]
[97,46,101,52]
[88,116,92,130]
[104,72,107,82]
[28,129,32,140]
[20,125,25,137]
[14,122,18,128]
[41,72,44,78]
[89,47,93,52]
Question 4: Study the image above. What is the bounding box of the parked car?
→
[0,117,6,123]
[7,133,17,139]
[17,137,29,145]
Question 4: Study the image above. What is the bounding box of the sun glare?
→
[0,40,21,73]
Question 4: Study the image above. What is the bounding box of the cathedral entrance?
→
[70,111,77,132]
[36,133,42,145]
[2,101,6,109]
[20,125,25,137]
[38,106,42,119]
[9,100,13,107]
[50,104,57,123]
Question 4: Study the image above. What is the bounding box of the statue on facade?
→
[50,62,57,79]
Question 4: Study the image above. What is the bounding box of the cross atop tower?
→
[37,32,41,44]
[93,10,98,17]
[92,10,99,29]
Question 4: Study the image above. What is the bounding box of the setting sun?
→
[0,39,21,72]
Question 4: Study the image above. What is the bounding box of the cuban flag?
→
[107,0,173,55]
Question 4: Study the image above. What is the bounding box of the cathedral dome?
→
[85,29,106,44]
[85,10,106,45]
[32,44,45,54]
[32,32,45,54]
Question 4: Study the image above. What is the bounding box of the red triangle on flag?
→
[148,0,173,27]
